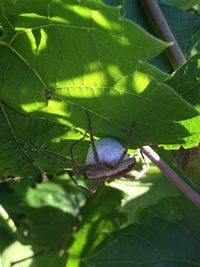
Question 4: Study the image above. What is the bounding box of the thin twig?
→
[139,0,186,69]
[10,247,63,266]
[141,146,200,208]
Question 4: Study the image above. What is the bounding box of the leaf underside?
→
[0,0,199,177]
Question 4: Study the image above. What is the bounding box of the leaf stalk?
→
[139,0,186,69]
[142,146,200,208]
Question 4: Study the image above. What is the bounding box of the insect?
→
[29,112,148,193]
[66,112,149,193]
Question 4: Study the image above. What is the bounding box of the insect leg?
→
[67,170,95,194]
[134,149,149,179]
[111,123,134,169]
[119,150,149,180]
[123,174,135,179]
[70,131,88,175]
[86,111,102,169]
[28,140,72,168]
[18,142,46,174]
[90,179,100,194]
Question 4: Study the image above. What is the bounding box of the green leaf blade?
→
[82,212,200,267]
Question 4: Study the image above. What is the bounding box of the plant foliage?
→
[0,0,200,266]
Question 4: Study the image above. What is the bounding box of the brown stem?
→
[139,0,186,70]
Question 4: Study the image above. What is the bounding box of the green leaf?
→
[184,147,200,189]
[43,67,199,147]
[0,0,200,180]
[0,102,86,176]
[144,195,200,240]
[0,219,14,251]
[24,207,75,247]
[25,181,86,217]
[109,167,178,223]
[167,54,200,111]
[164,54,200,148]
[67,185,126,267]
[1,241,68,267]
[0,191,23,214]
[1,0,189,177]
[28,250,68,267]
[0,0,168,112]
[135,61,170,82]
[82,210,200,267]
[105,0,200,72]
[81,192,200,266]
[160,5,200,56]
[1,241,33,267]
[0,177,81,266]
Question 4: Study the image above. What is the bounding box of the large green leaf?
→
[0,177,85,266]
[24,206,76,247]
[105,0,200,72]
[82,206,200,267]
[0,0,200,180]
[67,185,126,267]
[109,167,178,223]
[0,102,88,177]
[0,0,168,113]
[1,241,68,267]
[0,217,14,252]
[0,175,126,267]
[25,180,86,217]
[167,54,200,110]
[144,195,200,240]
[1,242,33,267]
[80,189,200,266]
